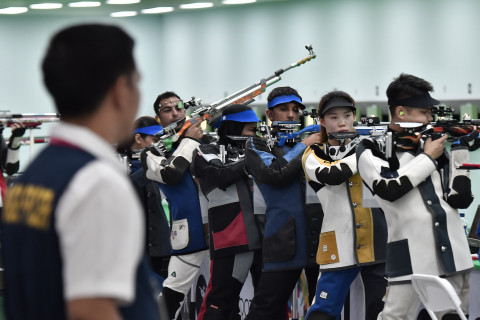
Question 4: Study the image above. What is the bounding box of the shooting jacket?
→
[130,168,172,260]
[245,136,322,271]
[142,137,208,255]
[191,144,263,258]
[303,144,387,271]
[357,138,474,283]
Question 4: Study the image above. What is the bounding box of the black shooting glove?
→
[8,126,26,150]
[451,130,480,151]
[11,126,26,138]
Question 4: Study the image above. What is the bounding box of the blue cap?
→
[134,125,163,135]
[214,109,260,128]
[267,94,306,110]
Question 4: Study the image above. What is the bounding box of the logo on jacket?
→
[320,291,328,299]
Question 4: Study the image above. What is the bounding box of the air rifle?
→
[256,109,321,149]
[422,106,480,140]
[275,122,320,147]
[175,45,316,136]
[258,121,275,151]
[350,110,480,159]
[320,117,393,159]
[327,117,421,159]
[219,135,250,163]
[326,105,480,160]
[0,111,60,128]
[258,115,321,149]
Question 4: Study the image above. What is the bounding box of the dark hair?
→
[217,104,254,146]
[153,91,182,116]
[267,86,302,103]
[317,91,356,143]
[117,116,157,153]
[386,73,434,115]
[42,24,136,119]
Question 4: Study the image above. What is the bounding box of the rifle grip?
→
[430,132,444,141]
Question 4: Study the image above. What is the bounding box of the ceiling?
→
[0,0,288,17]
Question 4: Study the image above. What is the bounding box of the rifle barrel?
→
[209,45,315,111]
[212,76,281,112]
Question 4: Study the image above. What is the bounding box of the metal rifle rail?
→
[0,111,60,128]
[273,121,320,147]
[352,117,393,158]
[258,122,275,151]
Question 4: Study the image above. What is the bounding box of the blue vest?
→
[158,171,207,255]
[247,140,309,271]
[1,143,158,320]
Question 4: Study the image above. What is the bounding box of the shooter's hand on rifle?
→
[301,132,322,146]
[8,122,26,150]
[424,134,448,159]
[451,128,480,151]
[10,122,26,137]
[184,119,204,141]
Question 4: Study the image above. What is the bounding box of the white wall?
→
[1,0,480,227]
[2,0,480,114]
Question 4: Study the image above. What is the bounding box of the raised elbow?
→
[447,176,473,209]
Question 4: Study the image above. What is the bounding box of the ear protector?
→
[399,110,404,116]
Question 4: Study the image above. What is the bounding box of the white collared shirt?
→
[51,122,144,304]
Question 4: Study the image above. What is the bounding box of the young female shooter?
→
[192,104,264,320]
[302,91,387,320]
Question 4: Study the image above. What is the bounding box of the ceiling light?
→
[179,2,213,9]
[222,0,256,4]
[110,10,137,17]
[141,7,174,14]
[30,3,63,9]
[0,7,28,14]
[68,1,101,7]
[107,0,140,4]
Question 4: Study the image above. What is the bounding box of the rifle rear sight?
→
[271,121,301,131]
[430,106,453,118]
[360,116,381,126]
[302,109,318,119]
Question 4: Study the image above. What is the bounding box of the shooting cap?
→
[388,92,440,109]
[134,125,163,135]
[267,94,306,110]
[214,105,260,128]
[320,96,356,117]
